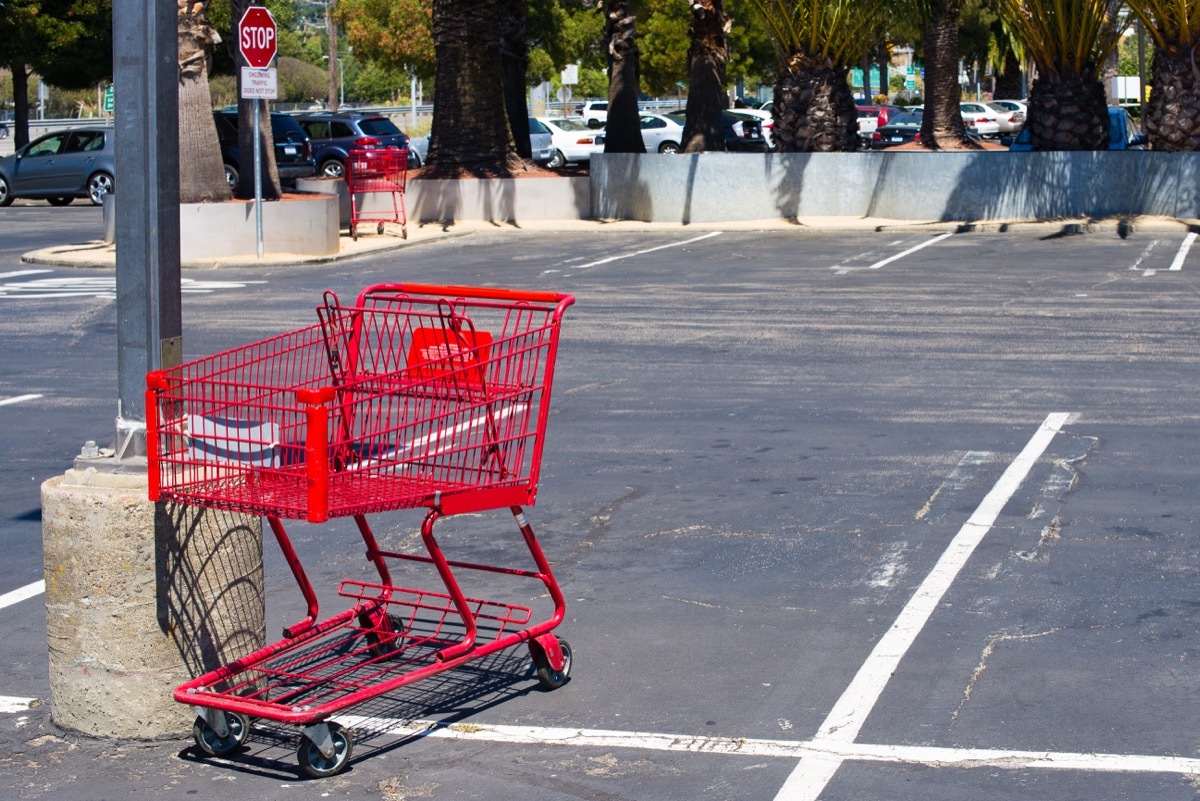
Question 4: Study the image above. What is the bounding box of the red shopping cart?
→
[346,147,408,241]
[146,283,574,777]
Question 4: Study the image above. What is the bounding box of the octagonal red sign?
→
[238,7,278,69]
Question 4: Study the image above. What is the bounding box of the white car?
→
[538,117,605,168]
[986,100,1027,134]
[732,107,774,149]
[959,102,1001,137]
[580,101,608,129]
[636,113,683,153]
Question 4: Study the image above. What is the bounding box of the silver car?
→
[0,127,115,206]
[406,118,554,168]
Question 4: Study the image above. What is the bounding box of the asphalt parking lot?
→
[2,208,1199,799]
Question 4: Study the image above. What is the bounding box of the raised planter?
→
[590,151,1200,223]
[103,192,340,260]
[295,175,590,225]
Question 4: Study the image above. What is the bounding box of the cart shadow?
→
[177,649,547,780]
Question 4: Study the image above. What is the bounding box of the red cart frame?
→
[146,283,574,777]
[346,147,408,241]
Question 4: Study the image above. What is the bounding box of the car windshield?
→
[550,119,589,132]
[358,118,402,136]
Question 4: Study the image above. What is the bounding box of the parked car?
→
[730,106,775,149]
[214,110,316,188]
[406,119,559,169]
[539,117,604,168]
[869,112,923,150]
[663,110,769,152]
[986,100,1027,134]
[580,100,608,129]
[636,113,684,153]
[1005,107,1147,151]
[293,111,413,178]
[527,117,555,165]
[959,103,1001,137]
[856,104,904,142]
[0,126,114,207]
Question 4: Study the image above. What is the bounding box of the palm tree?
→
[681,0,728,153]
[747,0,892,151]
[427,0,523,173]
[603,0,647,153]
[1125,0,1200,151]
[994,0,1128,150]
[178,2,231,203]
[906,0,970,149]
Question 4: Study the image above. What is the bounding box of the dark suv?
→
[294,112,414,178]
[213,110,316,188]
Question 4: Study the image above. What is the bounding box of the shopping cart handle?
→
[357,283,573,307]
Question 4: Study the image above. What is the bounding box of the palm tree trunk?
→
[178,7,231,203]
[9,65,30,149]
[499,0,532,161]
[993,50,1023,100]
[1027,68,1108,150]
[603,0,646,154]
[681,0,727,153]
[773,53,857,152]
[918,2,968,149]
[1144,45,1200,152]
[428,0,522,173]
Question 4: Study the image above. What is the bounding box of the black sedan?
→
[868,112,923,150]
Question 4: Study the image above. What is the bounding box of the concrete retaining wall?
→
[296,176,591,225]
[590,151,1200,223]
[104,193,340,260]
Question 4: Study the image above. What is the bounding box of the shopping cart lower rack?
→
[147,283,575,777]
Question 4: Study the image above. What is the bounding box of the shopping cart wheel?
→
[401,225,408,240]
[377,223,385,235]
[192,711,250,756]
[297,722,353,778]
[531,638,573,690]
[350,224,358,241]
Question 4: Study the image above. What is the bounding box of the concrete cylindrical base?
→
[42,467,264,739]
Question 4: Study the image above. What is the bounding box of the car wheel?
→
[547,149,566,170]
[320,159,345,179]
[86,172,114,206]
[658,141,680,154]
[409,151,422,169]
[48,197,74,206]
[224,163,238,189]
[0,175,12,207]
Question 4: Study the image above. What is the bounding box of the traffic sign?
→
[238,7,277,69]
[102,84,114,113]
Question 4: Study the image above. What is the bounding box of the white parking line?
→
[570,232,723,270]
[0,696,37,713]
[775,412,1071,801]
[1169,232,1197,272]
[0,394,42,407]
[867,232,954,270]
[0,580,45,610]
[0,270,51,280]
[331,716,1200,778]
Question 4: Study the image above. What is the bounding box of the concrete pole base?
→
[42,467,264,739]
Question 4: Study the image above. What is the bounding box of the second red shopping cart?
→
[346,147,408,241]
[147,283,574,777]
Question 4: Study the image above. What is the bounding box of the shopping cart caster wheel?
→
[531,638,572,690]
[401,226,408,240]
[297,722,353,778]
[350,225,358,241]
[377,223,385,235]
[192,711,250,756]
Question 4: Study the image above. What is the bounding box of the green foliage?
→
[336,0,434,79]
[1126,0,1200,49]
[640,0,690,96]
[0,0,112,89]
[746,0,893,69]
[993,0,1129,77]
[1118,29,1155,76]
[726,0,779,85]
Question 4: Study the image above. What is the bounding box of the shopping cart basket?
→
[147,283,575,777]
[346,147,408,240]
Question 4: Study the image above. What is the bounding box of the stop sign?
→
[239,7,277,69]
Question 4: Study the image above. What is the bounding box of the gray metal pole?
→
[113,0,181,460]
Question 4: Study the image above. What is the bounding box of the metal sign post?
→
[238,7,278,260]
